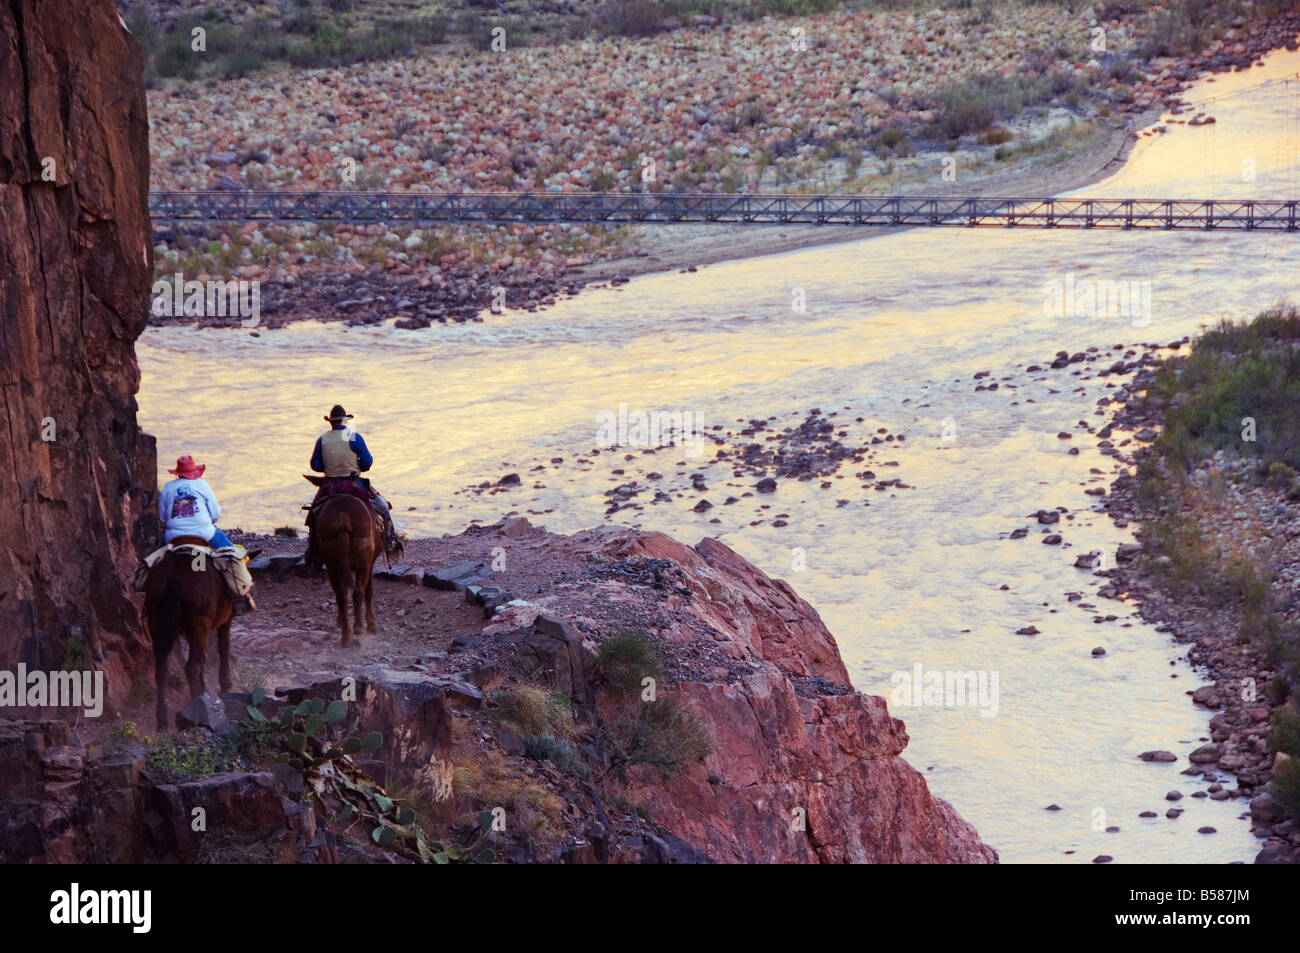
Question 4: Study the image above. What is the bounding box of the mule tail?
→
[154,576,184,664]
[335,528,354,593]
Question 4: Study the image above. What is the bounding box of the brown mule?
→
[143,536,234,731]
[314,494,381,645]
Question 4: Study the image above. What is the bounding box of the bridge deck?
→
[148,191,1300,231]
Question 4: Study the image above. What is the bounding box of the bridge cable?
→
[1179,70,1300,109]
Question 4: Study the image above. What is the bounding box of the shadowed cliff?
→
[0,0,156,696]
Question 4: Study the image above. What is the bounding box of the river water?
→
[137,48,1300,863]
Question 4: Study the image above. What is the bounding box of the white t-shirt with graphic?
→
[159,477,221,542]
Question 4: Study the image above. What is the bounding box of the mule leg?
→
[185,628,209,702]
[365,572,377,634]
[334,579,351,646]
[217,621,233,694]
[353,573,364,636]
[155,652,169,733]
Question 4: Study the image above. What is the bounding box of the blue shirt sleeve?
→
[351,433,373,472]
[310,436,324,472]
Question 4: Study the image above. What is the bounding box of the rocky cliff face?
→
[0,0,156,695]
[578,530,997,863]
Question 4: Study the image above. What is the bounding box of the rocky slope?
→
[1097,325,1300,865]
[5,519,998,863]
[583,529,996,862]
[0,0,157,701]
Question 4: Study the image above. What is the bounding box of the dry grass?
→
[451,748,568,845]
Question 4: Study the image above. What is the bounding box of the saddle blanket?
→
[133,542,254,596]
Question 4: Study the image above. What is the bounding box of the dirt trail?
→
[90,528,578,734]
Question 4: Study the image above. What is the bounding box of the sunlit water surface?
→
[137,49,1300,863]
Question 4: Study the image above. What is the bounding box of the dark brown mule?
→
[314,494,381,645]
[143,535,234,731]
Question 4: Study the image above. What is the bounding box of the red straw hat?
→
[167,455,205,479]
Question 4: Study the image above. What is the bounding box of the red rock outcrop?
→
[0,0,156,697]
[581,529,997,863]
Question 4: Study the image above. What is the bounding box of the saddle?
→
[304,473,373,509]
[303,474,399,562]
[132,538,255,598]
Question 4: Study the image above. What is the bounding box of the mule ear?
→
[245,548,263,561]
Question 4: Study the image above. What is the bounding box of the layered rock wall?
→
[0,0,156,695]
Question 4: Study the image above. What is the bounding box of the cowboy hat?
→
[324,404,354,423]
[167,454,205,479]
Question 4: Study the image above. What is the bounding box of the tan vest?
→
[320,429,360,478]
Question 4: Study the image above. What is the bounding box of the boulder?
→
[1191,685,1221,709]
[249,552,303,581]
[1250,792,1283,825]
[422,560,492,590]
[1189,743,1223,763]
[500,516,532,537]
[147,771,293,862]
[1255,843,1295,864]
[175,692,232,733]
[510,614,598,707]
[1139,750,1178,762]
[374,563,419,583]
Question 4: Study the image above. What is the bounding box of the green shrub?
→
[458,13,531,50]
[283,2,322,35]
[147,730,239,777]
[220,46,266,79]
[61,633,91,672]
[599,693,711,779]
[522,733,585,774]
[153,36,200,79]
[1271,756,1300,819]
[1151,307,1300,471]
[126,8,161,56]
[1270,706,1300,756]
[934,73,1052,139]
[1137,0,1219,59]
[598,629,661,695]
[599,0,669,38]
[378,15,449,45]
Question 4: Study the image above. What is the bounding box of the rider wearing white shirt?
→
[158,455,233,550]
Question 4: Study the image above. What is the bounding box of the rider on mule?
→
[305,405,400,565]
[160,455,233,550]
[136,455,256,612]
